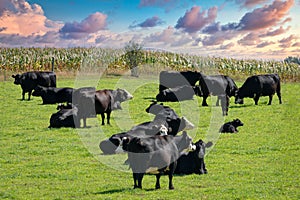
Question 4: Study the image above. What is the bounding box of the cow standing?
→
[117,131,194,190]
[159,71,201,92]
[235,74,282,105]
[12,71,56,100]
[32,85,74,104]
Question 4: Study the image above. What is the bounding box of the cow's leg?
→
[106,111,111,125]
[22,90,25,100]
[253,95,260,105]
[202,96,209,106]
[83,117,87,128]
[137,173,144,189]
[133,173,139,189]
[216,96,220,106]
[277,92,282,104]
[168,163,176,190]
[101,113,105,125]
[267,95,273,105]
[28,90,32,100]
[155,174,161,189]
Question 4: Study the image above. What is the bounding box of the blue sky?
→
[0,0,299,59]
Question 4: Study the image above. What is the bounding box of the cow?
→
[175,139,213,175]
[32,85,74,104]
[12,71,56,100]
[94,88,133,125]
[73,88,133,127]
[116,131,195,190]
[48,105,79,128]
[145,102,195,135]
[219,119,244,133]
[159,71,201,92]
[56,102,74,110]
[156,85,202,102]
[235,74,282,105]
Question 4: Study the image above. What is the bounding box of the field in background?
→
[1,47,299,82]
[0,74,299,199]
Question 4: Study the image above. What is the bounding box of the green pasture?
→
[0,74,299,199]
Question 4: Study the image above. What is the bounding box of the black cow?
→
[159,71,201,92]
[117,131,194,190]
[32,85,74,104]
[156,85,202,102]
[199,74,237,115]
[56,102,74,110]
[73,88,133,127]
[12,71,56,100]
[94,88,133,125]
[48,105,79,128]
[145,102,195,135]
[175,139,213,175]
[219,119,244,133]
[235,74,282,105]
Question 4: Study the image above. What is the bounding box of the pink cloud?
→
[238,0,294,30]
[220,42,235,49]
[232,0,269,8]
[59,12,107,39]
[261,26,290,37]
[256,41,275,48]
[144,26,175,43]
[238,33,261,46]
[175,6,218,33]
[0,0,61,36]
[278,34,298,48]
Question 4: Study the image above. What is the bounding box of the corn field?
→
[0,47,299,81]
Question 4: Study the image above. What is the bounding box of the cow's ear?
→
[12,75,15,78]
[206,142,213,148]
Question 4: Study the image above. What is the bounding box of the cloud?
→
[144,26,176,43]
[129,16,165,29]
[256,41,275,48]
[238,33,261,46]
[278,34,298,48]
[201,31,237,46]
[0,0,62,36]
[220,42,235,49]
[59,12,107,39]
[238,0,294,31]
[260,26,290,37]
[175,6,218,33]
[230,0,269,8]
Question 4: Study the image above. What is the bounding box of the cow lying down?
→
[156,85,202,102]
[49,103,79,128]
[219,119,244,133]
[175,139,213,175]
[116,131,195,190]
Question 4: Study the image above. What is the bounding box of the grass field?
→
[0,73,299,199]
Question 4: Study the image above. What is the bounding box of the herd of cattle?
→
[12,70,282,190]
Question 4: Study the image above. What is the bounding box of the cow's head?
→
[100,132,128,154]
[113,88,133,103]
[32,85,45,97]
[232,118,244,127]
[193,139,213,158]
[12,74,22,85]
[145,101,164,115]
[175,131,195,153]
[234,90,244,104]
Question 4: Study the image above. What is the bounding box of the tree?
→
[124,40,143,77]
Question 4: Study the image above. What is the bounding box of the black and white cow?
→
[116,131,195,190]
[219,119,244,133]
[235,74,282,105]
[32,85,74,104]
[156,85,202,102]
[12,71,56,100]
[175,139,213,175]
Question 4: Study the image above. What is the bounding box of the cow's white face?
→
[115,137,128,154]
[115,88,133,102]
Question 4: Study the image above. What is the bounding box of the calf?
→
[156,85,202,102]
[175,139,213,175]
[117,131,194,190]
[32,85,74,104]
[219,119,244,133]
[235,74,282,105]
[12,71,56,100]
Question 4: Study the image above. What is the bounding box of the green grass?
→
[0,74,299,199]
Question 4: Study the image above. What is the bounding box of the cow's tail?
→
[275,74,282,104]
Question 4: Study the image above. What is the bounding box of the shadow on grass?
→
[93,188,129,195]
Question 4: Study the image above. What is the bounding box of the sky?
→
[0,0,299,60]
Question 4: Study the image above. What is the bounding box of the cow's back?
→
[257,74,280,96]
[159,71,200,91]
